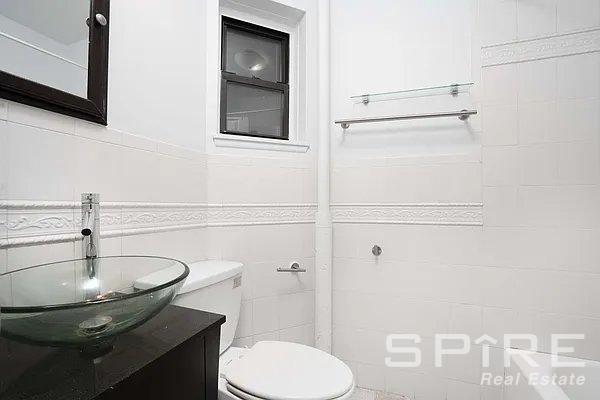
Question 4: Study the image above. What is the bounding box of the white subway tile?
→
[0,272,11,306]
[414,372,447,400]
[519,269,600,317]
[279,324,314,347]
[557,142,600,185]
[535,313,600,359]
[7,122,77,200]
[302,168,317,204]
[446,379,480,400]
[483,186,521,226]
[517,0,557,40]
[518,144,560,186]
[483,146,520,186]
[72,137,125,201]
[519,185,600,228]
[121,132,158,152]
[0,121,8,199]
[334,291,451,338]
[557,0,600,33]
[479,0,518,46]
[482,307,538,340]
[253,331,280,344]
[332,326,388,366]
[518,101,558,144]
[482,104,518,146]
[0,100,7,120]
[121,229,206,263]
[481,386,504,400]
[278,291,314,329]
[448,304,483,339]
[0,249,6,275]
[516,228,583,271]
[253,296,279,334]
[8,102,75,134]
[555,99,600,143]
[557,53,600,100]
[482,64,518,106]
[344,361,386,392]
[235,300,253,338]
[442,344,483,384]
[118,147,163,202]
[74,120,122,145]
[479,266,520,308]
[232,336,253,348]
[581,229,600,273]
[517,58,557,103]
[383,368,416,397]
[7,242,75,272]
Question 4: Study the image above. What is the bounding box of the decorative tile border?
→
[0,201,317,249]
[0,201,481,248]
[482,28,600,66]
[331,203,483,226]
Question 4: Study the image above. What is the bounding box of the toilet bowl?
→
[168,260,355,400]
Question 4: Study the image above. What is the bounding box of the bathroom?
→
[0,0,599,399]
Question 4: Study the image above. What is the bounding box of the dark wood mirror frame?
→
[0,0,110,125]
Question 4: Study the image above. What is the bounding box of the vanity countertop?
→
[0,305,225,400]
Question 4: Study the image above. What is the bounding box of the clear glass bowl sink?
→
[0,256,189,348]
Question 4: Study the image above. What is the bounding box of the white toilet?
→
[172,260,355,400]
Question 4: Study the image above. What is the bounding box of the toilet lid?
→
[224,341,354,400]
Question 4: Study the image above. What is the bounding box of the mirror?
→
[0,0,109,125]
[0,0,90,97]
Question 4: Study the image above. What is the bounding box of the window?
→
[220,17,290,140]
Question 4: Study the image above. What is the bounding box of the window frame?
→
[220,16,290,141]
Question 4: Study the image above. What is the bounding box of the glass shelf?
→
[351,82,474,104]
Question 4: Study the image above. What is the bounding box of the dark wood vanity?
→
[0,306,224,400]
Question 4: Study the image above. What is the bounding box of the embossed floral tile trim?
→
[331,203,483,226]
[0,201,482,249]
[482,28,600,66]
[0,202,318,249]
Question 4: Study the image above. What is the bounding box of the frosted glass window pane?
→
[225,28,282,82]
[225,82,284,138]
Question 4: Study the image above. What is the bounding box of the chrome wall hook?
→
[372,245,382,256]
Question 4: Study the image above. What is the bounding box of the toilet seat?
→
[222,341,354,400]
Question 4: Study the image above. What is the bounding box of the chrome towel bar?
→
[335,109,477,129]
[277,262,306,273]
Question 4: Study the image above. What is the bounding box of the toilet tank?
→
[172,260,243,354]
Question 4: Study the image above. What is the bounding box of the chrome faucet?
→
[81,193,100,279]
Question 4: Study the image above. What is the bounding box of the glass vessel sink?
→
[0,256,189,349]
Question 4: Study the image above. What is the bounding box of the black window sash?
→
[221,16,289,84]
[220,72,289,140]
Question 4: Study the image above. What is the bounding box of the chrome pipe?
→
[335,109,478,129]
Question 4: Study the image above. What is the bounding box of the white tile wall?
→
[0,120,8,199]
[479,0,518,46]
[0,98,317,349]
[557,0,600,33]
[516,0,557,40]
[331,2,600,398]
[208,223,316,346]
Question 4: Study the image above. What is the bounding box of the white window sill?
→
[213,134,310,153]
